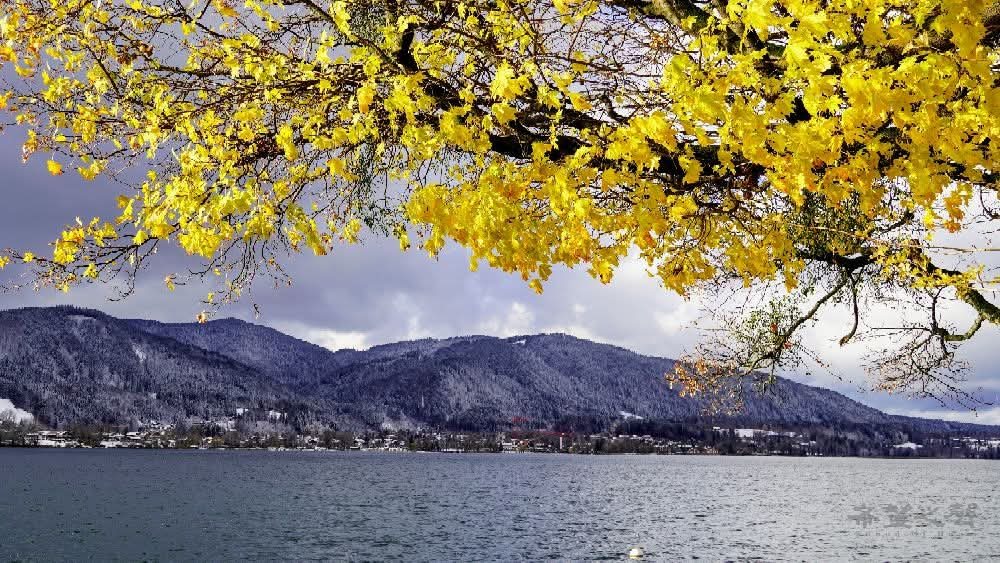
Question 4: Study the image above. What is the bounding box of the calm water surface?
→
[0,450,997,561]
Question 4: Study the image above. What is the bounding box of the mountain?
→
[0,306,995,435]
[302,334,899,431]
[0,307,318,428]
[128,317,362,387]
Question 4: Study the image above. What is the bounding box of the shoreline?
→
[0,445,991,460]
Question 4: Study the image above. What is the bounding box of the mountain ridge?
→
[0,305,994,435]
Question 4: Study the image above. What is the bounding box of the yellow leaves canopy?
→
[1,0,999,396]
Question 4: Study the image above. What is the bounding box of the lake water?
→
[0,450,997,561]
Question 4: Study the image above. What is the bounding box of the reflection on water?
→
[0,450,996,561]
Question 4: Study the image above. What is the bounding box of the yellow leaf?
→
[331,1,351,35]
[490,63,528,100]
[47,159,63,176]
[78,166,97,181]
[213,0,237,18]
[491,103,517,126]
[553,0,581,15]
[568,91,592,112]
[679,153,702,184]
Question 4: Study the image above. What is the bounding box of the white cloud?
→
[0,399,33,423]
[272,321,370,351]
[306,330,370,352]
[390,292,436,340]
[887,406,1000,426]
[654,299,700,336]
[478,301,535,337]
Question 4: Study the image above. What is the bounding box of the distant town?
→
[3,407,1000,458]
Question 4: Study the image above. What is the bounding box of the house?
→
[32,430,80,448]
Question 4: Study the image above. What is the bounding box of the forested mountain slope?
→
[0,307,318,427]
[0,306,993,436]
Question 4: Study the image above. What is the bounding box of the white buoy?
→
[628,547,644,559]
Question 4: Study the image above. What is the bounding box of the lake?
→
[0,450,996,561]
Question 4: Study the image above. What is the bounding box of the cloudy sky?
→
[1,128,998,424]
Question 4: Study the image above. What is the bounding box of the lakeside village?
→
[4,408,1000,458]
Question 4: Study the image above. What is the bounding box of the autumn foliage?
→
[1,0,998,404]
